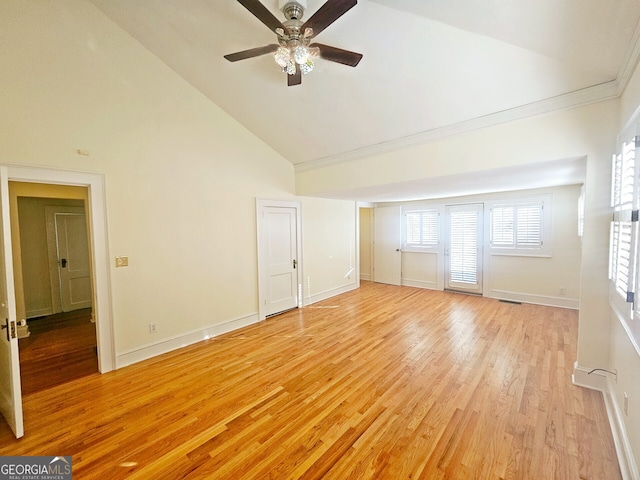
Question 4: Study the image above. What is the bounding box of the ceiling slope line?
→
[294,80,619,173]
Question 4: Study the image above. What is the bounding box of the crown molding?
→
[617,15,640,95]
[294,80,619,174]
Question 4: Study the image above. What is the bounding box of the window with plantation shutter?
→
[404,209,439,248]
[490,200,546,254]
[610,136,638,315]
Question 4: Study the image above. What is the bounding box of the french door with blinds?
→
[445,204,483,294]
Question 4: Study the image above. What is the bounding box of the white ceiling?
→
[88,0,640,201]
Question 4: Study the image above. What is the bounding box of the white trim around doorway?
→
[5,165,115,373]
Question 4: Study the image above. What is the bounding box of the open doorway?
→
[0,166,113,438]
[10,184,97,394]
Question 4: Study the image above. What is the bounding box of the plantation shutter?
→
[405,210,439,247]
[610,137,639,306]
[491,203,543,249]
[449,209,478,284]
[491,206,514,247]
[516,204,543,247]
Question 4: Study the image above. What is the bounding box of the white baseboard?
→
[572,362,609,391]
[401,278,439,290]
[115,312,261,369]
[360,273,372,281]
[490,289,579,309]
[304,282,358,306]
[573,362,639,480]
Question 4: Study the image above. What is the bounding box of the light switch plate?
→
[115,256,129,267]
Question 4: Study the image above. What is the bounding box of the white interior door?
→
[260,205,299,317]
[445,204,483,294]
[0,168,23,438]
[374,206,402,286]
[55,212,92,312]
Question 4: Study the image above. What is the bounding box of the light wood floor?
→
[0,282,621,479]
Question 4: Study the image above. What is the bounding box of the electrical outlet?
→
[624,392,629,416]
[149,323,157,334]
[559,287,566,296]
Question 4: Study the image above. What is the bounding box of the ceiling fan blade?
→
[302,0,357,38]
[288,70,302,86]
[311,43,362,67]
[237,0,286,34]
[224,44,279,62]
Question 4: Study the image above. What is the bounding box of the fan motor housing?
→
[280,1,307,20]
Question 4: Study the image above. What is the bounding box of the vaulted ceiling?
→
[88,0,640,200]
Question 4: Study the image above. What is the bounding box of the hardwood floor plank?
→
[0,282,622,479]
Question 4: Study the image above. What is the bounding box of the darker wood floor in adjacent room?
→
[0,283,621,479]
[18,308,97,395]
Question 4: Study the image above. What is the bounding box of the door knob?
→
[61,258,67,268]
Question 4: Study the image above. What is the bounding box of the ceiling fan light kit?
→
[225,0,362,86]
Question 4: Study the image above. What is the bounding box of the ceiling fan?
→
[224,0,363,86]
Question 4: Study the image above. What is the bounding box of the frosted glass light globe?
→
[274,47,290,68]
[293,46,309,65]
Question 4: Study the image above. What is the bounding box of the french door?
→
[445,204,483,294]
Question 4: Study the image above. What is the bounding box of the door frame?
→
[5,165,114,373]
[256,199,302,321]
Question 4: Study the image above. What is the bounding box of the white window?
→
[404,209,439,249]
[610,137,638,318]
[489,197,550,256]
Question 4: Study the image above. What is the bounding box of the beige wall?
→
[1,1,356,360]
[359,208,373,280]
[401,252,439,289]
[301,197,357,303]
